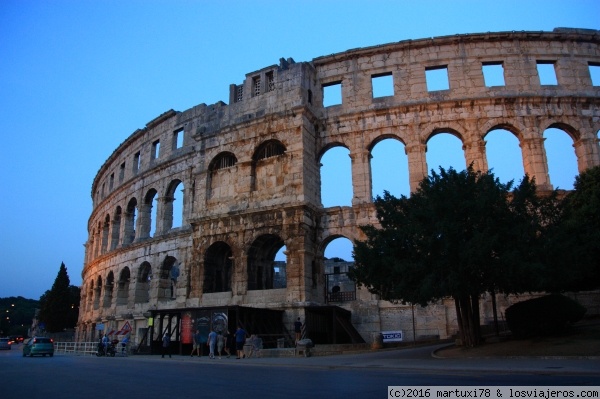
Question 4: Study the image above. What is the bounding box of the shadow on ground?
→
[436,319,600,358]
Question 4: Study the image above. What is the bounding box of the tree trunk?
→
[454,295,482,347]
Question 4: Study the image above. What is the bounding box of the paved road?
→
[1,343,598,399]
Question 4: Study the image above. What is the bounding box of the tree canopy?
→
[350,166,554,347]
[542,165,600,292]
[38,262,80,333]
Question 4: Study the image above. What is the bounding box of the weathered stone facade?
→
[78,28,600,347]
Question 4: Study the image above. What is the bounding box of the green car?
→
[23,337,54,357]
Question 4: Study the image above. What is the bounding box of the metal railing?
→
[54,342,130,356]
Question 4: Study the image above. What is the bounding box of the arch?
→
[164,179,184,230]
[87,281,94,313]
[101,214,110,255]
[203,241,233,293]
[426,130,466,174]
[209,151,238,171]
[544,127,578,190]
[123,197,137,245]
[322,236,356,303]
[110,206,122,250]
[247,234,285,290]
[103,271,114,308]
[134,262,152,303]
[207,151,238,200]
[320,145,352,207]
[253,139,286,161]
[93,275,103,310]
[370,137,410,199]
[251,140,287,192]
[116,267,130,306]
[158,255,178,300]
[484,128,525,185]
[140,188,158,238]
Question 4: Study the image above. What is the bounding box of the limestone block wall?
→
[77,28,600,344]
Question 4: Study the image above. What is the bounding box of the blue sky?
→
[1,0,598,300]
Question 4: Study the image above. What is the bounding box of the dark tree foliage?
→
[38,262,80,333]
[0,297,39,336]
[543,166,600,292]
[350,166,552,347]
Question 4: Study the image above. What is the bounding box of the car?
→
[22,337,54,357]
[0,338,11,350]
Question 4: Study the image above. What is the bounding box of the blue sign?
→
[381,330,403,342]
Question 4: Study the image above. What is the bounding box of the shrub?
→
[505,294,586,338]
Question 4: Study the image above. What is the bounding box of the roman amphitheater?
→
[77,28,600,352]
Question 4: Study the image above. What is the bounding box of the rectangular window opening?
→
[119,162,125,182]
[482,62,505,87]
[371,73,394,98]
[266,71,275,92]
[425,66,450,91]
[589,63,600,86]
[173,129,184,150]
[109,173,114,191]
[537,61,558,85]
[323,81,342,107]
[152,140,160,160]
[133,152,141,174]
[252,76,261,97]
[235,85,244,102]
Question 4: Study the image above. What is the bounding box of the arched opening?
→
[94,276,102,310]
[247,234,285,290]
[203,241,233,293]
[208,152,237,200]
[103,272,114,308]
[426,132,466,174]
[134,262,152,303]
[101,214,110,254]
[273,246,288,289]
[320,146,352,207]
[123,198,137,245]
[323,237,356,303]
[141,188,158,238]
[251,139,287,192]
[485,129,525,185]
[116,267,130,306]
[164,180,184,230]
[110,207,121,250]
[158,256,178,300]
[370,138,410,199]
[544,127,578,190]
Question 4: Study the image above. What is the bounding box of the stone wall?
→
[77,28,600,344]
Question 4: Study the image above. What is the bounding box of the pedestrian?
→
[161,333,171,358]
[216,331,224,359]
[190,329,202,357]
[294,317,302,343]
[234,325,247,359]
[102,333,109,355]
[207,330,217,359]
[223,330,232,358]
[121,335,129,355]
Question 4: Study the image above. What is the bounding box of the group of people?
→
[189,326,251,359]
[160,318,303,359]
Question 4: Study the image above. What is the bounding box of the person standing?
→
[216,332,224,359]
[294,317,303,343]
[234,325,247,359]
[190,329,202,357]
[102,333,109,355]
[207,330,217,359]
[161,333,171,358]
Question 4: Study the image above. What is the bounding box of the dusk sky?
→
[1,0,598,300]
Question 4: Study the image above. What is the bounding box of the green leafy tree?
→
[543,166,600,292]
[350,166,551,347]
[38,262,80,333]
